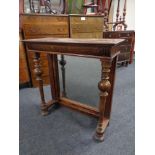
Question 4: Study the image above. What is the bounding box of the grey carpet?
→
[19,56,135,155]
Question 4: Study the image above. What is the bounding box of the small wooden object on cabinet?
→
[21,14,69,87]
[23,37,125,141]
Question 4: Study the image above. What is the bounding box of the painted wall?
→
[113,0,135,30]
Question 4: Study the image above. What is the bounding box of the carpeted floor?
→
[19,57,135,155]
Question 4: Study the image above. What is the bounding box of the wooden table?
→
[23,38,125,142]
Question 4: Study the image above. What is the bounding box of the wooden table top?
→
[23,38,125,46]
[23,38,125,59]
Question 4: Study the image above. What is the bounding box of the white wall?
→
[113,0,135,30]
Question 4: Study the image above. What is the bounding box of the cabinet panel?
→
[70,15,104,39]
[21,14,69,87]
[19,32,30,84]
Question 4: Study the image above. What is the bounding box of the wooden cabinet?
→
[19,31,30,86]
[21,14,69,87]
[103,30,135,65]
[70,15,104,38]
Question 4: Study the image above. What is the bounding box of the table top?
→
[23,37,125,59]
[23,38,125,46]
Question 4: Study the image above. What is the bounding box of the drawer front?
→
[103,32,118,38]
[119,32,134,38]
[70,16,104,38]
[103,31,134,38]
[22,15,69,38]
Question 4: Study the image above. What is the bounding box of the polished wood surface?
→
[23,37,124,142]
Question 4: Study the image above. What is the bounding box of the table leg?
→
[94,59,112,141]
[59,55,67,97]
[47,54,60,100]
[104,56,117,119]
[33,52,48,116]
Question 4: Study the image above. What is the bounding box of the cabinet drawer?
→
[103,32,118,38]
[70,16,104,38]
[32,75,50,87]
[119,32,133,38]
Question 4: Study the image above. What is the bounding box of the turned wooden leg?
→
[59,55,67,97]
[104,56,117,119]
[33,52,48,116]
[94,60,112,141]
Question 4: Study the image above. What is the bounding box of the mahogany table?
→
[23,38,125,142]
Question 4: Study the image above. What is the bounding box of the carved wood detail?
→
[33,52,48,115]
[94,60,111,141]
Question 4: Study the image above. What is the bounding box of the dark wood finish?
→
[23,37,124,142]
[21,14,69,87]
[103,30,135,64]
[59,55,67,97]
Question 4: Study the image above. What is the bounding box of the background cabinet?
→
[21,14,69,87]
[103,30,135,65]
[70,15,104,38]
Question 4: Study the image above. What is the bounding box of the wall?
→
[113,0,135,30]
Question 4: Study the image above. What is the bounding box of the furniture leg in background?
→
[59,55,67,97]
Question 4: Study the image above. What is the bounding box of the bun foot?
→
[93,132,105,142]
[41,111,49,116]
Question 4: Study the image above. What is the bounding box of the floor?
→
[19,57,135,155]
